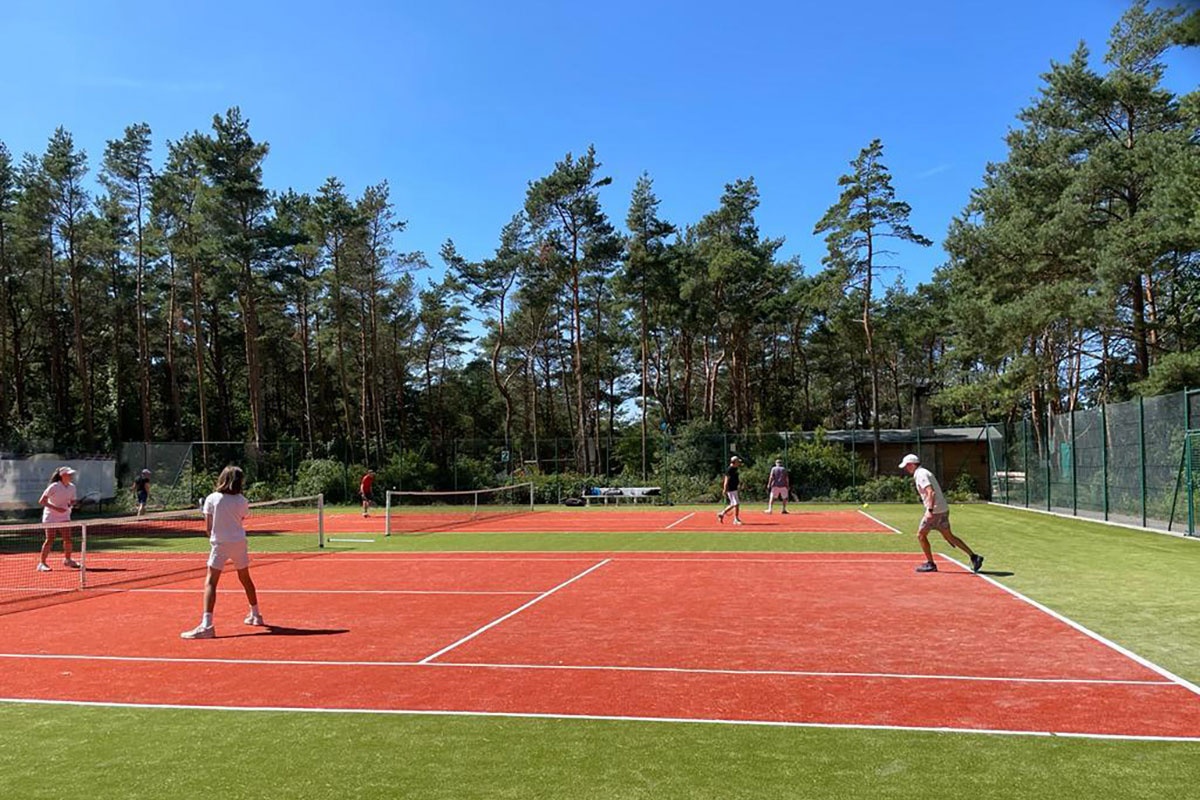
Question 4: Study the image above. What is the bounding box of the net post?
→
[385,491,392,537]
[80,523,88,590]
[528,481,534,511]
[317,493,325,548]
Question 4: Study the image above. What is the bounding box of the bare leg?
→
[940,528,976,558]
[918,529,934,562]
[236,567,258,607]
[203,567,222,614]
[39,532,55,566]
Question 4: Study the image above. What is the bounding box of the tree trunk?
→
[189,256,210,447]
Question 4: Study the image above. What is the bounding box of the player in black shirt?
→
[133,469,151,516]
[717,455,744,526]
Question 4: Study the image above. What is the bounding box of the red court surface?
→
[1,551,1198,741]
[332,508,897,534]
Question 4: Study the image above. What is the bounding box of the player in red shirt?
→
[359,470,375,517]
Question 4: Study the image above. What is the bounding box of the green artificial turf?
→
[2,502,1198,799]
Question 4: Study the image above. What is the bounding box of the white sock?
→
[201,613,213,628]
[250,604,260,616]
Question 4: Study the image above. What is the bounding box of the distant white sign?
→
[0,456,117,511]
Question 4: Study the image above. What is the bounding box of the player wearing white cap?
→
[37,466,80,571]
[899,454,984,574]
[717,455,744,526]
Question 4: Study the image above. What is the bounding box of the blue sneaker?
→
[915,561,938,573]
[970,554,985,573]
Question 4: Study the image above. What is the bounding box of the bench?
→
[582,487,661,505]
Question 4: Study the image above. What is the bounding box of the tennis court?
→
[2,547,1197,741]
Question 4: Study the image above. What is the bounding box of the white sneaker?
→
[36,562,51,572]
[63,558,81,569]
[733,519,744,526]
[244,612,265,626]
[764,509,772,514]
[180,624,215,640]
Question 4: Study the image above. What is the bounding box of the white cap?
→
[729,455,742,464]
[898,454,920,468]
[141,468,151,475]
[58,466,78,476]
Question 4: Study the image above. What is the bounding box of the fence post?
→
[1139,397,1146,528]
[1187,435,1195,537]
[1046,413,1052,512]
[1187,388,1195,537]
[1100,404,1108,521]
[1023,420,1030,508]
[1070,409,1077,516]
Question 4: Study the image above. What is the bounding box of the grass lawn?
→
[2,502,1198,799]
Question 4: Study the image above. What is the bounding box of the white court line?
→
[2,697,1196,743]
[117,588,540,596]
[387,529,891,535]
[857,509,902,534]
[664,513,696,530]
[0,652,1172,686]
[418,559,612,664]
[939,553,1200,698]
[986,501,1200,541]
[326,538,375,543]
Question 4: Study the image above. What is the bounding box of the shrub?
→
[294,459,349,503]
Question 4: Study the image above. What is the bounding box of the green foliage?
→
[293,458,349,502]
[1132,351,1200,397]
[377,451,438,495]
[835,476,915,504]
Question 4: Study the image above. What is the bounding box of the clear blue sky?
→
[3,0,1197,288]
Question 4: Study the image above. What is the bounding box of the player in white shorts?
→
[181,465,265,639]
[717,455,744,525]
[37,466,81,571]
[764,459,790,514]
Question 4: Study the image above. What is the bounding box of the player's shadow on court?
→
[947,569,1014,577]
[223,625,349,638]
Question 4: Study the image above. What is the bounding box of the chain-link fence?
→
[988,389,1199,535]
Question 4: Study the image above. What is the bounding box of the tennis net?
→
[384,483,535,535]
[0,494,323,615]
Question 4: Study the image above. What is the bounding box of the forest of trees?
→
[0,2,1196,481]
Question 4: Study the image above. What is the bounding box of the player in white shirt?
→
[181,465,265,639]
[37,466,80,571]
[899,454,984,574]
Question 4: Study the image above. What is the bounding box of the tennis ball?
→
[862,503,870,508]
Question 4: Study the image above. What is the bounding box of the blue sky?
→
[3,0,1198,290]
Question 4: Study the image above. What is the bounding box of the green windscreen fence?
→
[988,389,1198,535]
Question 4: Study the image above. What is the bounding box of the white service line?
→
[857,509,902,534]
[417,558,612,664]
[939,553,1200,698]
[664,512,696,530]
[2,697,1197,742]
[0,651,1172,686]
